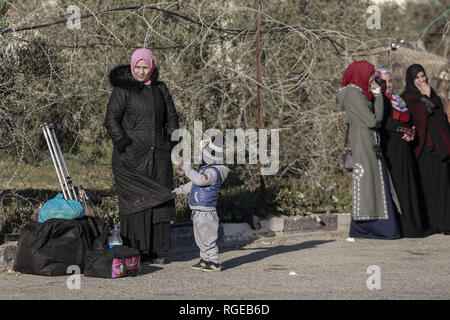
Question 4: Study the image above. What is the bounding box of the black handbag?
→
[343,123,353,172]
[84,246,141,279]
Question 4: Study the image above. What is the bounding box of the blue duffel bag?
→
[38,193,85,223]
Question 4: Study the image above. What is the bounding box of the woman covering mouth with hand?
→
[401,64,450,235]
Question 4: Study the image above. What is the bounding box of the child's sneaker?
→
[192,259,208,270]
[201,261,222,272]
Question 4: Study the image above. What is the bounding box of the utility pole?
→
[254,0,266,208]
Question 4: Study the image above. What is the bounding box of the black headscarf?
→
[401,64,450,161]
[403,64,426,96]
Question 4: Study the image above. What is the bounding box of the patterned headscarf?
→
[374,68,392,94]
[374,68,410,123]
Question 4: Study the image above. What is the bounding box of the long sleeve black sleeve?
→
[159,82,179,142]
[104,87,132,152]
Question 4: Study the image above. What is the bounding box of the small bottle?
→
[109,225,123,248]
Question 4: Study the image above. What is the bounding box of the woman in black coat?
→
[401,64,450,235]
[104,48,179,263]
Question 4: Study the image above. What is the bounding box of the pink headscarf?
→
[130,48,155,85]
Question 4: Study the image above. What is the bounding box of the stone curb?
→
[0,243,17,269]
[170,213,351,249]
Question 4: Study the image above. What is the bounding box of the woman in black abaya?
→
[375,68,428,237]
[401,64,450,235]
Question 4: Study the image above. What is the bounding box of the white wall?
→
[371,0,430,10]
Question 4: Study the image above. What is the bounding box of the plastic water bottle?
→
[109,225,123,248]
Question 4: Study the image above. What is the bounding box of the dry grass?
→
[0,158,114,191]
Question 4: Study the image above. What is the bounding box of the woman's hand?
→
[402,133,414,142]
[115,134,132,153]
[417,82,431,97]
[397,126,415,142]
[369,78,381,95]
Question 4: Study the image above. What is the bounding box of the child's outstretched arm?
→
[182,163,217,186]
[172,181,193,195]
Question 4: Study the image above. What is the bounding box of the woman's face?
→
[133,59,151,82]
[414,71,427,88]
[381,73,393,94]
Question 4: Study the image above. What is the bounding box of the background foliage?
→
[0,0,448,232]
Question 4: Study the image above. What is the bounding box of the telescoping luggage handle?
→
[41,123,78,201]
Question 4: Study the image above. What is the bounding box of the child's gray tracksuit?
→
[174,163,230,264]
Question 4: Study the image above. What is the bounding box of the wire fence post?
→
[254,0,266,209]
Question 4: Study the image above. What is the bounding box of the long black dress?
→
[415,149,450,232]
[401,64,450,233]
[380,96,428,237]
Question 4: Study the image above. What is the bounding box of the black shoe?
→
[192,259,208,270]
[151,254,167,265]
[201,261,222,272]
[435,228,450,235]
[141,254,153,265]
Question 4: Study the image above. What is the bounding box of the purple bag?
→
[112,255,141,279]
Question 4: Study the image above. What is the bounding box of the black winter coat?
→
[104,65,179,221]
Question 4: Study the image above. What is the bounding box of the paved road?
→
[1,230,449,300]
